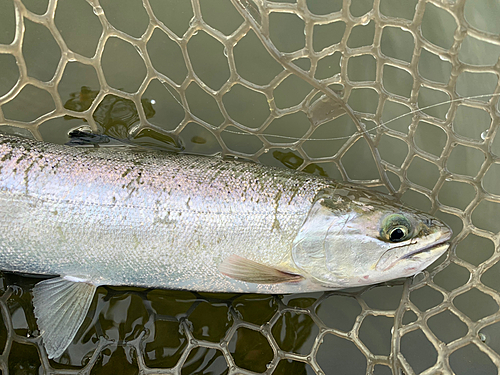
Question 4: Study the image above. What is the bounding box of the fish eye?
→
[380,214,413,243]
[389,227,407,242]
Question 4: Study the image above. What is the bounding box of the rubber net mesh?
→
[0,0,500,374]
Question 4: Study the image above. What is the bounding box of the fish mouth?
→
[402,231,452,260]
[376,228,452,271]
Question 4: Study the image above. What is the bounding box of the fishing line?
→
[158,80,499,142]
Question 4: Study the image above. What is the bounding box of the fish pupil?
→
[390,228,405,241]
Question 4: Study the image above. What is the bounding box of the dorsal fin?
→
[219,255,302,284]
[32,277,97,359]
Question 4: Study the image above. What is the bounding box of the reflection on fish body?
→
[0,133,452,359]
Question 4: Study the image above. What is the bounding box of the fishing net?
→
[0,0,499,373]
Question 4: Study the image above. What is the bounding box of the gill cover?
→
[292,195,347,286]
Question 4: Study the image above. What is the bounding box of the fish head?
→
[291,187,452,289]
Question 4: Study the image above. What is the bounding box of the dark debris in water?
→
[63,87,155,138]
[63,86,184,153]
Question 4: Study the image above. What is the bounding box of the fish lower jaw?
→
[402,227,452,261]
[400,243,450,277]
[404,241,450,261]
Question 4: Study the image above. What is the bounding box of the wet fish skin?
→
[0,133,452,359]
[0,133,331,293]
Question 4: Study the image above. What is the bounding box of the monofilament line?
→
[159,80,499,143]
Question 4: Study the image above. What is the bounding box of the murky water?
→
[1,273,410,374]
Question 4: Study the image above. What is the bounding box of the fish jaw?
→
[399,242,450,274]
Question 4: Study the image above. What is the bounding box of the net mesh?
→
[0,0,499,373]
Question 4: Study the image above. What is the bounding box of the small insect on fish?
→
[0,133,452,359]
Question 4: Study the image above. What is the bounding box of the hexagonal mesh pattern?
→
[0,0,499,373]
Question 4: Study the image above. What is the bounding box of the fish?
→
[0,133,452,359]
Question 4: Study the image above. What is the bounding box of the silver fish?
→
[0,133,451,358]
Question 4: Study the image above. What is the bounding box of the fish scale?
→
[0,133,331,293]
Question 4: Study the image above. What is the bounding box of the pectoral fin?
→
[219,255,302,284]
[32,277,97,359]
